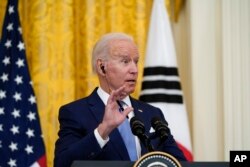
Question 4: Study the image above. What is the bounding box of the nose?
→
[129,61,138,74]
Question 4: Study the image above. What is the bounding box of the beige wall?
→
[173,0,250,161]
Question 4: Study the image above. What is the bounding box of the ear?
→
[100,65,105,74]
[97,59,105,75]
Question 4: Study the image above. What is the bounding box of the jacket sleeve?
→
[54,105,102,167]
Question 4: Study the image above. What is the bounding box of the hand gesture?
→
[97,86,133,139]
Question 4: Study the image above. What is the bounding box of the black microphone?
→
[130,117,154,152]
[151,116,170,146]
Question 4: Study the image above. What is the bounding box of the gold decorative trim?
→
[134,151,182,167]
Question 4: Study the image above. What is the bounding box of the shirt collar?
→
[97,87,131,106]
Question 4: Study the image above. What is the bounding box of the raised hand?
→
[97,85,133,139]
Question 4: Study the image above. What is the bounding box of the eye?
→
[135,59,139,65]
[133,58,139,65]
[122,59,130,64]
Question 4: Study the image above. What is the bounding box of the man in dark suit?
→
[54,33,186,167]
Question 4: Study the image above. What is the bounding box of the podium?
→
[71,161,133,167]
[71,161,229,167]
[71,150,229,167]
[71,152,229,167]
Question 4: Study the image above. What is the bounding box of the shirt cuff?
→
[94,128,109,148]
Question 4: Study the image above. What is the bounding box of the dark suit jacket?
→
[54,88,186,167]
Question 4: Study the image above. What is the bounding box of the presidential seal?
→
[134,151,182,167]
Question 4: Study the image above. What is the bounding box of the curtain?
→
[0,0,183,166]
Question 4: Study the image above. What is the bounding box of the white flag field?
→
[139,0,193,161]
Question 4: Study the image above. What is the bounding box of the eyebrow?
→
[117,54,129,58]
[117,54,139,59]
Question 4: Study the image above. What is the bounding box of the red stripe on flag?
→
[177,142,193,161]
[38,155,47,167]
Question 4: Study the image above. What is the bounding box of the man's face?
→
[105,39,139,95]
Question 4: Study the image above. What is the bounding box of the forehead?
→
[109,39,139,57]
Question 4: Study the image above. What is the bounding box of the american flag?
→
[0,0,47,167]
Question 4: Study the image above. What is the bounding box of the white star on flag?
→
[1,73,9,82]
[13,92,22,101]
[8,158,17,167]
[10,125,19,135]
[9,142,18,152]
[17,41,25,51]
[4,39,12,48]
[28,95,36,104]
[27,111,36,121]
[15,58,25,67]
[25,145,34,154]
[0,90,7,99]
[18,27,22,34]
[0,107,5,115]
[7,23,14,31]
[11,109,21,118]
[26,128,35,138]
[2,56,10,65]
[8,5,15,14]
[14,75,23,84]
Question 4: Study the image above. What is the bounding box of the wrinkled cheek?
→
[124,82,136,94]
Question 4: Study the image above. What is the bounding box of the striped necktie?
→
[117,101,137,161]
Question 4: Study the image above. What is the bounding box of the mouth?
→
[126,79,136,83]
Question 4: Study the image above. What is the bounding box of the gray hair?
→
[92,32,134,73]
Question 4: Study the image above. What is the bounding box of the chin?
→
[126,87,135,94]
[123,82,136,94]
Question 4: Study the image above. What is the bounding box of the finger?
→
[113,86,127,100]
[113,85,125,95]
[107,85,127,105]
[122,106,133,117]
[107,90,116,104]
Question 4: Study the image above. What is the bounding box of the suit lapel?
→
[87,88,130,160]
[87,88,104,123]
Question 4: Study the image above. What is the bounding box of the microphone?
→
[151,117,170,146]
[130,117,154,152]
